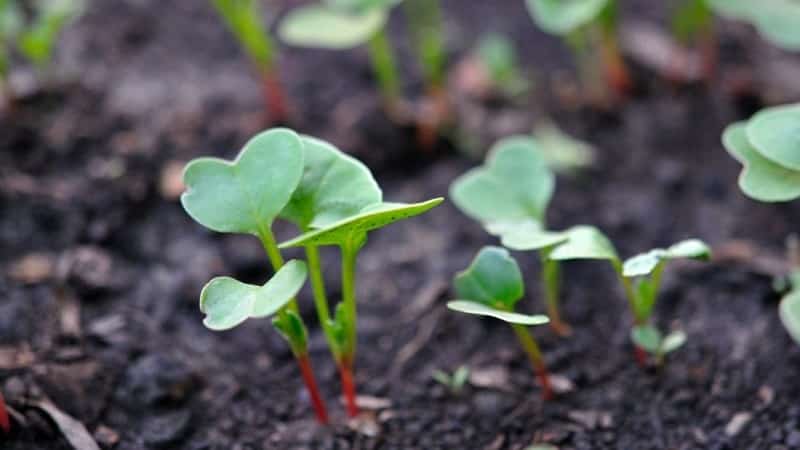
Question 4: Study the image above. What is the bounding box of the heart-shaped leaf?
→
[780,290,800,345]
[724,122,800,202]
[447,300,550,326]
[279,5,387,49]
[525,0,610,35]
[450,136,554,229]
[533,121,595,175]
[280,136,382,230]
[746,103,800,171]
[548,226,619,261]
[200,260,308,330]
[453,246,524,308]
[181,128,304,235]
[622,239,710,277]
[279,198,443,249]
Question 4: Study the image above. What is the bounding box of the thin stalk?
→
[305,244,334,340]
[0,391,9,433]
[366,27,402,115]
[612,260,648,366]
[510,323,553,400]
[257,225,329,424]
[339,244,360,417]
[403,0,445,89]
[595,0,630,96]
[566,29,604,104]
[540,250,571,336]
[261,67,289,124]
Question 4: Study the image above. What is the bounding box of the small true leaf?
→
[525,0,610,35]
[631,325,662,353]
[447,301,550,326]
[279,198,443,249]
[453,246,524,307]
[661,330,687,354]
[450,135,554,227]
[724,122,800,202]
[280,136,381,230]
[780,290,800,345]
[181,128,304,235]
[622,239,710,277]
[548,226,618,261]
[279,5,387,49]
[199,260,308,330]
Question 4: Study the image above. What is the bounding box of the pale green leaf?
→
[780,290,800,345]
[724,122,800,202]
[525,0,610,35]
[280,136,381,230]
[499,222,569,251]
[666,239,711,260]
[279,5,386,49]
[746,103,800,171]
[548,225,618,261]
[279,198,443,249]
[622,249,667,278]
[752,1,800,50]
[181,128,304,235]
[450,136,554,228]
[199,260,308,330]
[447,301,550,326]
[661,330,687,354]
[533,121,595,174]
[453,246,524,307]
[631,325,662,353]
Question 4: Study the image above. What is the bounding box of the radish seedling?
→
[447,246,553,399]
[210,0,289,122]
[631,325,687,366]
[450,136,572,335]
[181,128,329,424]
[278,135,381,417]
[707,0,800,51]
[475,32,531,99]
[279,0,403,114]
[724,103,800,346]
[432,365,470,395]
[525,0,630,102]
[670,0,716,80]
[548,229,710,364]
[280,196,443,416]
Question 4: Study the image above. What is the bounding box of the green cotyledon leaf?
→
[279,135,382,230]
[453,246,524,308]
[199,260,308,330]
[279,198,443,249]
[525,0,610,35]
[622,239,710,278]
[780,290,800,346]
[447,301,550,326]
[181,128,304,235]
[279,5,387,49]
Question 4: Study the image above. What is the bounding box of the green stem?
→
[341,244,359,357]
[510,323,552,400]
[367,27,401,109]
[612,259,640,324]
[257,226,299,316]
[540,250,569,336]
[305,244,335,342]
[403,0,445,89]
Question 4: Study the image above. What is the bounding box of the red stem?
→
[337,359,359,418]
[534,363,554,401]
[296,355,329,425]
[0,391,10,433]
[261,69,289,124]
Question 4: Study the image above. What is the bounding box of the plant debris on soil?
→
[2,0,800,449]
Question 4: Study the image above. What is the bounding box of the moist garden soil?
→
[2,0,800,449]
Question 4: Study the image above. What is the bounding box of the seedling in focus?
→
[448,246,553,399]
[181,128,329,423]
[210,0,289,122]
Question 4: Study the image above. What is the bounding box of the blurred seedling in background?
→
[670,0,716,80]
[451,135,576,335]
[279,0,405,117]
[210,0,289,123]
[0,0,83,112]
[532,121,595,175]
[474,32,531,101]
[431,365,470,395]
[706,0,800,51]
[281,196,443,417]
[181,129,329,423]
[547,229,710,365]
[630,325,687,366]
[447,247,553,400]
[723,103,800,346]
[525,0,630,105]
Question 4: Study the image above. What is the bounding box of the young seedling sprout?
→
[670,0,716,80]
[447,247,553,399]
[210,0,289,123]
[525,0,630,103]
[279,0,404,116]
[706,0,800,51]
[280,195,443,416]
[546,227,710,365]
[432,365,470,395]
[475,32,531,100]
[723,103,800,346]
[181,128,329,424]
[450,136,571,336]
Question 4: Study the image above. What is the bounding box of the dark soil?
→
[2,0,800,449]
